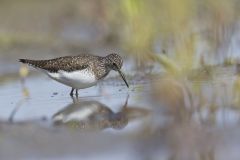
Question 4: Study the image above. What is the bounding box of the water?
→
[0,67,240,160]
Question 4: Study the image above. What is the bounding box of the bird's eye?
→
[113,63,119,69]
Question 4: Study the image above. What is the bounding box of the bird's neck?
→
[102,57,115,70]
[102,56,112,66]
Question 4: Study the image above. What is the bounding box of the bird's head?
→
[105,53,129,88]
[109,112,128,130]
[106,53,123,71]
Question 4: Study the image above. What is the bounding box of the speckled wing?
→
[19,56,89,73]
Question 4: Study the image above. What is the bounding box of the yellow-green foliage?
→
[120,0,157,63]
[107,0,239,75]
[233,75,240,106]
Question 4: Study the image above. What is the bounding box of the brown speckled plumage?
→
[19,53,122,80]
[19,53,128,96]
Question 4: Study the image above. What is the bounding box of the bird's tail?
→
[19,59,45,68]
[19,59,28,64]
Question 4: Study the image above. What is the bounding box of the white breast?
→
[45,69,98,89]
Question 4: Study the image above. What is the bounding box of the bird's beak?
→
[117,69,129,88]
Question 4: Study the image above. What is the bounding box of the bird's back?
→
[19,54,102,73]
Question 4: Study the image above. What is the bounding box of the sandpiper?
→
[52,98,129,130]
[19,53,129,96]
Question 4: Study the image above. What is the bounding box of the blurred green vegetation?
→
[110,0,239,75]
[0,0,239,76]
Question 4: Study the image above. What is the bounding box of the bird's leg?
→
[75,89,79,97]
[70,88,74,97]
[122,94,129,110]
[71,95,78,103]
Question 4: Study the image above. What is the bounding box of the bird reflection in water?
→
[52,95,150,131]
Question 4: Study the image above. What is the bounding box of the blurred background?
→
[1,0,240,72]
[1,0,240,160]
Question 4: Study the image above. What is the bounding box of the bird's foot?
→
[70,88,74,97]
[75,89,79,97]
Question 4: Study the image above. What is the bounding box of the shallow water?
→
[0,68,240,159]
